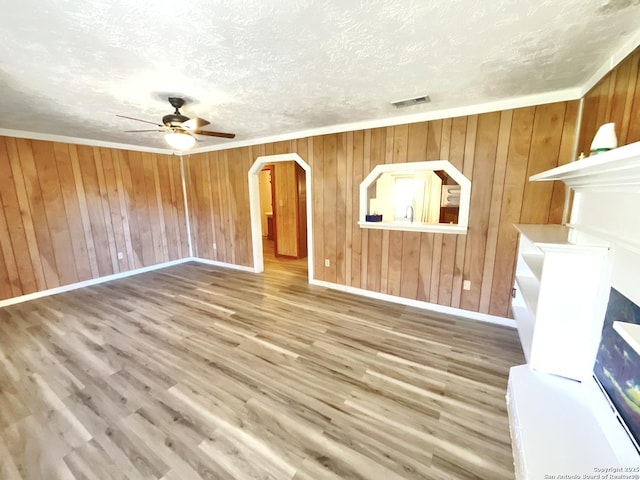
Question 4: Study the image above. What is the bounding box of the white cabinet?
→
[512,224,611,382]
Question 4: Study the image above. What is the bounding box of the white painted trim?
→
[190,88,582,154]
[0,88,581,156]
[358,221,467,234]
[0,258,191,308]
[0,256,264,308]
[566,223,640,257]
[189,257,256,273]
[179,155,194,257]
[530,140,640,190]
[2,36,637,162]
[0,127,171,155]
[309,279,516,328]
[572,97,584,161]
[579,28,640,97]
[248,153,314,283]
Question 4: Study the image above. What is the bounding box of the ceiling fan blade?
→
[117,115,162,127]
[194,130,236,139]
[124,129,166,133]
[183,130,201,142]
[182,117,211,131]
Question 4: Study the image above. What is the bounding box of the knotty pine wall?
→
[578,47,640,154]
[186,101,578,317]
[0,137,188,301]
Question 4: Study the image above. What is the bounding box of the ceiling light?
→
[164,132,196,150]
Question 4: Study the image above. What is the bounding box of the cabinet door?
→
[273,161,300,257]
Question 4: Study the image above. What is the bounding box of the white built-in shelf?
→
[529,140,640,189]
[512,224,611,382]
[514,276,539,316]
[614,321,640,355]
[519,252,544,280]
[509,140,640,478]
[515,223,572,245]
[515,224,608,252]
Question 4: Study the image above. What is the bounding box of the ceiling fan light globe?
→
[164,132,196,150]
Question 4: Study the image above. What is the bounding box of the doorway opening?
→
[248,153,313,282]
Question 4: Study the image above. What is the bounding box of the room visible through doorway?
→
[257,161,308,277]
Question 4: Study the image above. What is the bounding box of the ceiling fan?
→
[117,97,235,150]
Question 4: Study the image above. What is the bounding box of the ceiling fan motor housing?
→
[164,97,190,127]
[162,113,190,127]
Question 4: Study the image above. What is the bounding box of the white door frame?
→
[248,153,313,282]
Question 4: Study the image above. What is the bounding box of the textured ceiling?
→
[1,0,639,152]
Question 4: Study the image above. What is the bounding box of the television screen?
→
[594,288,640,453]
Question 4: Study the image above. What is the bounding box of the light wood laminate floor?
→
[0,260,524,479]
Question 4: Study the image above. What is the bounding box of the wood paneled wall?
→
[0,137,188,301]
[186,102,578,317]
[578,47,640,155]
[183,149,254,265]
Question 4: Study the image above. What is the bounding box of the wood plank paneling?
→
[323,135,338,283]
[0,137,187,301]
[578,47,640,154]
[488,107,535,317]
[312,137,324,280]
[336,133,347,285]
[520,103,568,224]
[1,96,595,316]
[0,139,39,294]
[17,138,60,288]
[184,101,580,317]
[478,111,512,313]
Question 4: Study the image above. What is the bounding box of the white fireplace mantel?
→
[507,141,640,479]
[530,141,640,190]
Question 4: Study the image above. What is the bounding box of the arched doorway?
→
[248,153,313,282]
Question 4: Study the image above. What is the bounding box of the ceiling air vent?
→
[391,95,431,108]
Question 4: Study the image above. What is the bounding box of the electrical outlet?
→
[213,243,217,250]
[463,280,471,291]
[117,252,124,260]
[325,259,330,267]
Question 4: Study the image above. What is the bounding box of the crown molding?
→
[189,87,582,154]
[3,30,639,156]
[0,127,171,155]
[579,28,640,97]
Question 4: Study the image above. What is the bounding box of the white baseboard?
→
[309,279,516,328]
[0,258,192,308]
[190,257,256,273]
[1,257,515,330]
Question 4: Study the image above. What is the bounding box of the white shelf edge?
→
[613,321,640,355]
[520,252,544,280]
[515,224,610,253]
[511,303,534,362]
[514,276,539,317]
[529,141,640,189]
[357,221,467,234]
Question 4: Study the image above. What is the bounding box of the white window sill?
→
[358,221,467,234]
